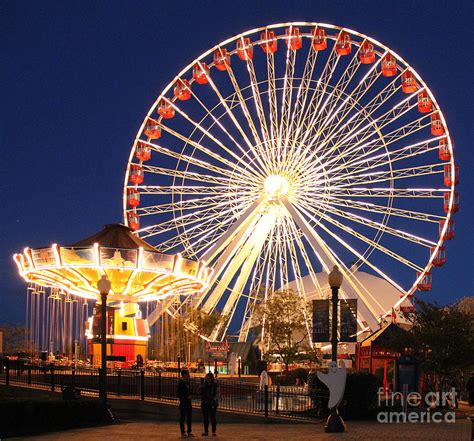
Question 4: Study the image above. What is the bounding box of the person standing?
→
[200,373,218,436]
[178,369,194,437]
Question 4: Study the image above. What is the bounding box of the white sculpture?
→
[317,360,347,408]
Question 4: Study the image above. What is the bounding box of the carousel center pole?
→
[97,275,111,408]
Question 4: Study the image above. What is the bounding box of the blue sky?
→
[0,0,472,323]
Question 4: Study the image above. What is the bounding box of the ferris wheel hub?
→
[264,174,289,199]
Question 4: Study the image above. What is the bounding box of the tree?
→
[0,324,28,355]
[254,289,320,371]
[387,299,474,393]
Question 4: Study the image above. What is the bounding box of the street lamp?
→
[97,274,111,408]
[326,265,345,433]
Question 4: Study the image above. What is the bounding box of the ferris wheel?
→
[123,22,458,343]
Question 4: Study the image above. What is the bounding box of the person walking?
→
[178,369,194,437]
[200,372,218,436]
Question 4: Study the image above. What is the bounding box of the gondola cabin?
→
[439,219,454,240]
[312,28,327,51]
[401,71,417,93]
[127,212,140,230]
[129,164,144,185]
[438,138,451,161]
[431,113,445,136]
[214,48,230,71]
[158,99,175,119]
[444,191,459,213]
[286,27,302,50]
[193,63,210,84]
[444,164,459,187]
[127,189,140,207]
[382,54,397,77]
[260,30,278,53]
[431,246,446,267]
[417,91,432,113]
[174,79,191,100]
[135,143,151,162]
[143,120,161,140]
[360,41,375,64]
[417,272,432,291]
[336,31,351,56]
[237,37,253,60]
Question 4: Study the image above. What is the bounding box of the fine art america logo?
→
[377,388,457,424]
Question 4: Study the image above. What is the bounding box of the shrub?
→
[288,368,309,384]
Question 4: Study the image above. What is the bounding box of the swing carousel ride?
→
[14,22,458,364]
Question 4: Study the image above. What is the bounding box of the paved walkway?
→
[12,420,472,441]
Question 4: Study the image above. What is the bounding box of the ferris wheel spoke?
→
[265,49,279,152]
[296,43,363,158]
[135,185,236,195]
[200,64,270,175]
[298,199,424,272]
[318,195,444,223]
[325,138,441,181]
[283,199,382,329]
[142,164,239,187]
[310,69,405,161]
[328,163,444,188]
[142,139,253,183]
[310,199,436,247]
[279,33,298,158]
[323,187,447,199]
[293,45,340,148]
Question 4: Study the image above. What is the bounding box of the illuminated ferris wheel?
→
[124,22,458,342]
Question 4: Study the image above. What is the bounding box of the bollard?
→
[264,384,269,418]
[27,365,32,385]
[276,385,280,415]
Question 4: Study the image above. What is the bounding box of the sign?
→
[340,299,357,342]
[206,341,229,359]
[312,299,330,342]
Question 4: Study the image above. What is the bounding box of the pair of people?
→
[178,369,218,437]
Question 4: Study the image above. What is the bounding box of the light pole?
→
[326,265,345,433]
[97,274,111,408]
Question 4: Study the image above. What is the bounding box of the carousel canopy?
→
[14,224,212,303]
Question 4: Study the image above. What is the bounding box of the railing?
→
[0,360,321,421]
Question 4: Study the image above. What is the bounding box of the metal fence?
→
[0,360,321,420]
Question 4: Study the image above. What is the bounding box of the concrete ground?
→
[12,419,472,441]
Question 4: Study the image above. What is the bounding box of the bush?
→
[288,368,309,384]
[0,398,113,438]
[307,370,381,420]
[272,375,295,386]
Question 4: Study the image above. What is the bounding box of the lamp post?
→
[326,265,346,433]
[97,274,111,408]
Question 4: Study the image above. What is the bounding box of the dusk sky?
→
[1,0,472,324]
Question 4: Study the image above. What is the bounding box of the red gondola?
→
[174,79,191,101]
[127,212,140,231]
[444,191,459,213]
[286,27,302,50]
[431,246,446,267]
[143,120,161,140]
[444,164,459,187]
[401,71,417,93]
[193,63,210,84]
[431,112,445,136]
[129,164,144,185]
[438,138,450,161]
[400,304,415,314]
[214,48,230,71]
[417,91,432,113]
[417,272,432,291]
[311,28,326,51]
[439,219,454,240]
[127,189,140,207]
[381,54,397,77]
[360,41,375,64]
[237,37,253,60]
[135,143,151,162]
[336,31,351,56]
[260,30,277,53]
[157,99,174,119]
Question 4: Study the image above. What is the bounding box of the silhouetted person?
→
[178,369,194,437]
[200,372,218,436]
[136,353,144,368]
